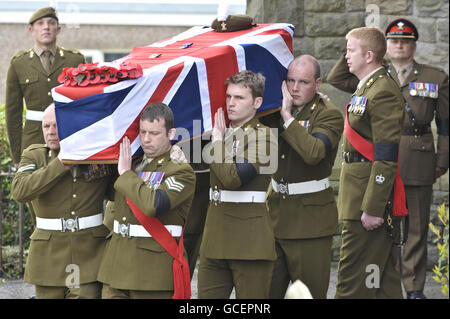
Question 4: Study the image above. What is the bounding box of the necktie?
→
[42,51,52,73]
[398,68,408,86]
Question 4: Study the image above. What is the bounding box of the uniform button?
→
[48,91,51,96]
[73,178,77,182]
[72,194,77,198]
[280,178,284,182]
[282,195,286,200]
[122,217,127,222]
[71,211,76,216]
[281,154,285,159]
[26,79,30,83]
[47,78,51,82]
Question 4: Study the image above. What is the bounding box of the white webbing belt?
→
[36,213,103,232]
[113,220,182,238]
[209,188,266,203]
[271,177,330,195]
[25,110,44,121]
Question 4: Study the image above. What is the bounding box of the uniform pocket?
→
[19,72,38,85]
[300,187,335,206]
[222,203,266,220]
[407,135,435,152]
[136,238,166,253]
[30,229,52,241]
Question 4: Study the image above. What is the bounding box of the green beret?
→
[29,7,58,25]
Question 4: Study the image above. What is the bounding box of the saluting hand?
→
[280,80,294,122]
[212,107,226,142]
[118,136,132,175]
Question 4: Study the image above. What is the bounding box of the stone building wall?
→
[247,0,449,268]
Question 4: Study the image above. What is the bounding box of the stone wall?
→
[247,0,449,269]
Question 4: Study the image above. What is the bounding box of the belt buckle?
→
[61,217,79,232]
[278,183,289,195]
[119,223,130,238]
[212,190,221,203]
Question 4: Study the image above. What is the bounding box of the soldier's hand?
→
[57,153,73,170]
[280,80,294,122]
[361,211,384,231]
[118,137,132,175]
[170,144,188,164]
[212,107,226,142]
[434,167,448,181]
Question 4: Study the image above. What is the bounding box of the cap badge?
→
[397,22,405,30]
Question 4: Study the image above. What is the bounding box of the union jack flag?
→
[52,23,294,162]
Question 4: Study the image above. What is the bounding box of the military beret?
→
[29,7,58,25]
[385,18,419,41]
[211,14,255,32]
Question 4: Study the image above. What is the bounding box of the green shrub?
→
[429,204,449,296]
[1,104,33,278]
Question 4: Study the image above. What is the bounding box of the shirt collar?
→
[357,66,384,90]
[33,45,57,57]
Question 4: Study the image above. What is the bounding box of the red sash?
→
[126,197,191,299]
[344,106,408,217]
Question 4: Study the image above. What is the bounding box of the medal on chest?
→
[298,120,310,129]
[409,82,438,98]
[139,171,165,189]
[348,96,368,116]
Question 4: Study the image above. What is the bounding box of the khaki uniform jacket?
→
[262,94,344,239]
[329,67,405,220]
[11,144,112,286]
[328,54,449,186]
[97,150,195,291]
[200,117,277,261]
[5,46,85,163]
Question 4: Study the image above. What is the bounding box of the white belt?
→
[271,177,330,195]
[113,220,182,238]
[25,110,44,121]
[209,188,266,203]
[36,213,103,232]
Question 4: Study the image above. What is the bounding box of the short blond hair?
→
[346,27,386,64]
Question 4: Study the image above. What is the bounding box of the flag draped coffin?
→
[52,23,294,162]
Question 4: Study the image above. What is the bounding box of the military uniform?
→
[328,19,449,296]
[261,94,344,299]
[328,65,405,298]
[5,45,85,164]
[97,150,195,299]
[11,144,113,298]
[198,117,277,299]
[183,164,210,278]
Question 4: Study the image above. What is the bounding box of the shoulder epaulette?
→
[60,46,83,55]
[421,63,447,75]
[26,143,49,151]
[11,49,32,61]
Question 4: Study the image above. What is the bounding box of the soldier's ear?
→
[314,77,322,93]
[167,128,176,140]
[253,96,263,110]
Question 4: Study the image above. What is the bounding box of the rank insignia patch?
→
[139,171,165,189]
[165,176,185,192]
[17,164,36,172]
